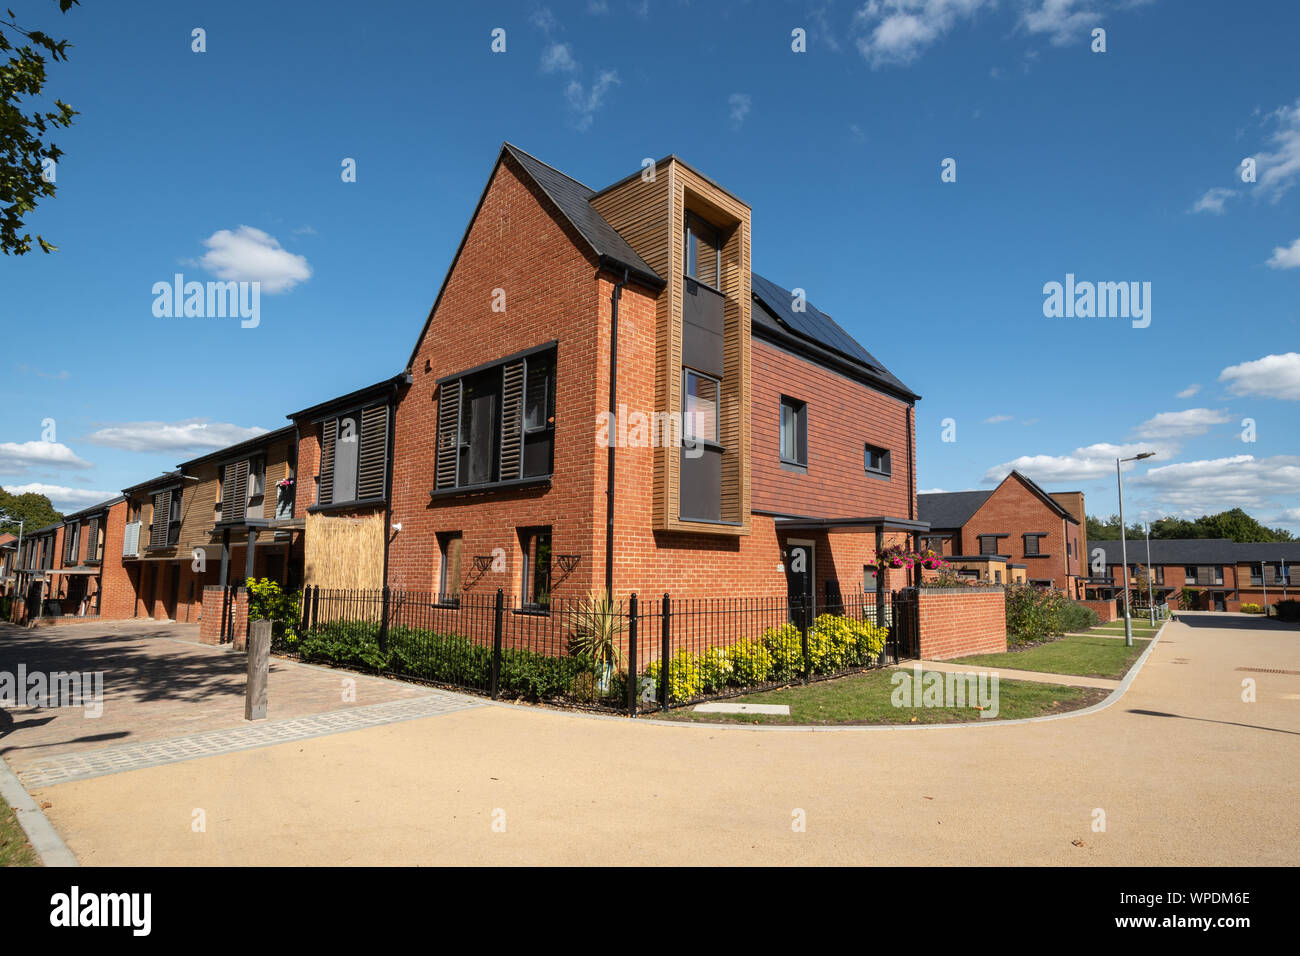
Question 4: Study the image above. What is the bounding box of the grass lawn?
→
[0,792,39,867]
[954,635,1150,679]
[659,669,1106,726]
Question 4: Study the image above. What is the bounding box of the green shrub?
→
[248,578,302,647]
[1056,601,1100,633]
[643,649,704,702]
[764,622,805,682]
[730,639,773,685]
[1275,600,1300,622]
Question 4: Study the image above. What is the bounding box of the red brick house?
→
[918,471,1087,595]
[1086,538,1298,612]
[373,143,924,613]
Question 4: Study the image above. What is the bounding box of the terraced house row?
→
[5,143,1266,650]
[5,144,933,641]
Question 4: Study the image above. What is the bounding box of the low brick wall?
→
[199,586,247,646]
[1078,598,1117,623]
[916,588,1007,661]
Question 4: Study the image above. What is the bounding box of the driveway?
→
[6,612,1299,865]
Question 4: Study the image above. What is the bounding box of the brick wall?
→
[916,588,1006,661]
[199,586,246,645]
[1079,597,1117,623]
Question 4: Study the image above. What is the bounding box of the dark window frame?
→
[1023,533,1048,556]
[683,366,721,445]
[779,395,807,467]
[683,210,722,286]
[519,527,552,612]
[864,442,892,477]
[437,532,463,607]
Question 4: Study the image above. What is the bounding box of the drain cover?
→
[1235,667,1300,676]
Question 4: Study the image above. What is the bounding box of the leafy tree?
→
[1087,508,1294,543]
[0,485,62,534]
[1,0,79,255]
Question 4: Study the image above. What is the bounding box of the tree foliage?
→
[1,0,79,255]
[0,485,63,534]
[1087,508,1293,543]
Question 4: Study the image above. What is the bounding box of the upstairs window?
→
[436,347,556,491]
[318,405,390,506]
[1023,533,1047,556]
[779,396,807,467]
[1184,565,1196,585]
[683,211,722,287]
[978,535,1001,556]
[149,488,181,548]
[62,523,79,565]
[683,368,720,444]
[864,442,892,477]
[85,516,102,564]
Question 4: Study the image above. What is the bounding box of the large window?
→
[780,396,807,467]
[520,527,552,610]
[978,535,1001,556]
[864,442,892,476]
[436,347,556,491]
[148,488,182,548]
[438,533,463,606]
[317,404,389,506]
[1023,533,1046,556]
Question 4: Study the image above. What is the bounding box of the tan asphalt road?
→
[23,613,1300,865]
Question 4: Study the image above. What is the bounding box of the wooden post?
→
[245,619,271,721]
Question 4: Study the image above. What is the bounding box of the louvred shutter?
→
[1195,565,1211,586]
[499,361,525,482]
[63,526,75,564]
[435,381,460,490]
[223,460,249,522]
[86,517,100,562]
[318,420,337,505]
[357,405,389,500]
[150,490,172,548]
[1263,564,1278,585]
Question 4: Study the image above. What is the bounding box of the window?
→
[864,442,891,476]
[683,368,719,444]
[863,565,878,592]
[520,528,552,610]
[62,523,79,565]
[1250,562,1264,585]
[1023,533,1046,556]
[438,533,463,606]
[1184,565,1196,585]
[148,488,182,548]
[1155,566,1164,586]
[683,211,721,287]
[978,535,1000,556]
[994,569,1003,584]
[436,348,556,491]
[779,396,807,466]
[923,535,947,554]
[318,404,390,505]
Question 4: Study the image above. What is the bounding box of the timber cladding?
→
[593,158,752,536]
[303,510,385,590]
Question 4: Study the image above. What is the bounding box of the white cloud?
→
[83,420,269,454]
[2,483,119,512]
[0,441,93,473]
[728,93,752,130]
[1020,0,1103,46]
[1134,455,1300,513]
[1266,236,1300,269]
[1131,408,1232,440]
[587,0,609,13]
[982,414,1013,424]
[566,70,620,131]
[984,441,1170,484]
[918,487,951,494]
[1176,384,1201,399]
[854,0,992,68]
[1190,186,1236,215]
[1219,352,1300,400]
[530,7,558,33]
[541,42,578,73]
[197,226,311,293]
[1253,99,1300,203]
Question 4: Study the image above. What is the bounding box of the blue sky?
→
[1,0,1297,530]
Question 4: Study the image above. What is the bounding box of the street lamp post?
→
[1145,520,1156,626]
[1117,452,1156,647]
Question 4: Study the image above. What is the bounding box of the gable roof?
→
[1009,471,1078,523]
[404,142,664,372]
[504,144,662,289]
[751,273,917,399]
[917,490,993,529]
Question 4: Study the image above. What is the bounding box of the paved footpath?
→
[5,612,1299,865]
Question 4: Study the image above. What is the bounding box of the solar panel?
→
[751,273,882,372]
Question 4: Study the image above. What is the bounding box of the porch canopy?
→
[772,515,930,536]
[46,567,101,575]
